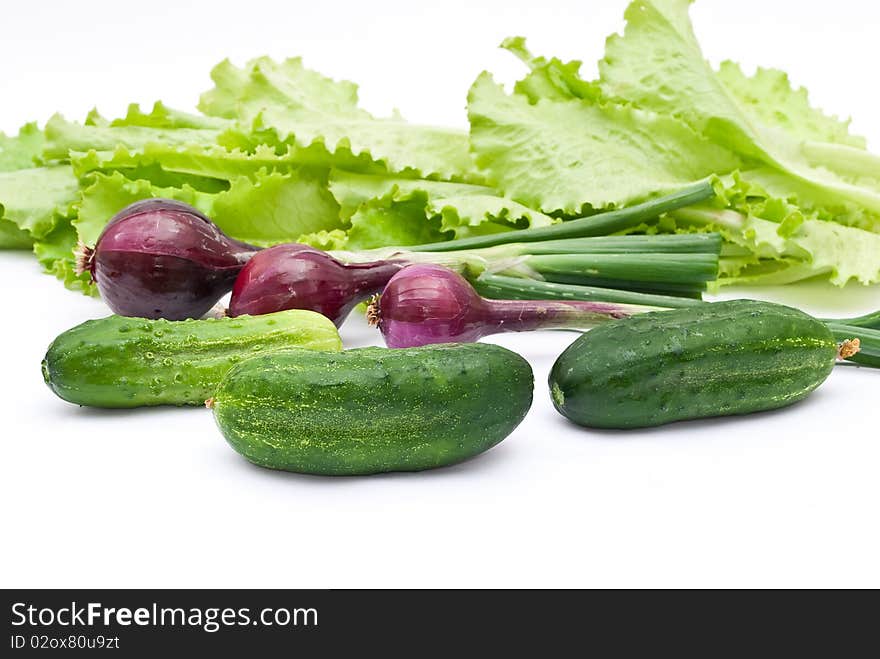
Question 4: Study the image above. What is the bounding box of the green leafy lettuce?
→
[58,89,540,254]
[301,170,558,249]
[468,0,880,286]
[0,54,548,293]
[199,56,482,183]
[0,123,84,285]
[74,169,342,248]
[468,72,740,214]
[4,13,880,294]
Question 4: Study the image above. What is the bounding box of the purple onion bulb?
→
[229,244,404,327]
[78,199,259,320]
[368,264,652,348]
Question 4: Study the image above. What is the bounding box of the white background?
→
[1,0,879,588]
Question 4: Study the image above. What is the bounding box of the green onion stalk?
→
[474,273,879,370]
[230,185,725,327]
[404,180,717,252]
[332,182,723,299]
[334,237,721,299]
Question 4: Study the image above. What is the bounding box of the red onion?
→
[228,244,404,327]
[226,233,722,327]
[78,199,259,320]
[367,264,661,348]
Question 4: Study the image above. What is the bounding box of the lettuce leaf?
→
[329,170,554,229]
[598,0,880,213]
[715,62,865,149]
[0,123,51,248]
[0,125,86,279]
[328,171,491,219]
[209,169,341,245]
[342,197,445,250]
[734,167,880,234]
[75,169,342,248]
[0,123,44,170]
[71,142,291,183]
[44,107,224,162]
[675,175,880,286]
[300,169,558,249]
[431,193,556,237]
[0,219,32,249]
[199,56,481,182]
[709,215,880,287]
[468,72,740,214]
[110,101,229,131]
[500,37,603,104]
[0,162,84,287]
[0,166,78,239]
[33,220,94,293]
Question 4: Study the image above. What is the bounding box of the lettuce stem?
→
[801,141,880,182]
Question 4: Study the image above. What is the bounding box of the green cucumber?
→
[550,299,841,429]
[210,343,534,475]
[42,310,342,408]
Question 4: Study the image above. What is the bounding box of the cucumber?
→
[42,310,342,408]
[549,299,840,429]
[210,343,534,475]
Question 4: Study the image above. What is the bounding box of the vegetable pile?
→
[4,0,880,293]
[13,0,880,475]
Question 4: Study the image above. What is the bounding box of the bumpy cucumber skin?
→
[42,310,342,408]
[212,343,534,476]
[550,300,838,429]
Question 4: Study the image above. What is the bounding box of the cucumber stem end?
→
[837,338,861,360]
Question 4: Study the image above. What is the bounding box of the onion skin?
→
[83,199,259,320]
[228,244,405,327]
[371,264,655,348]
